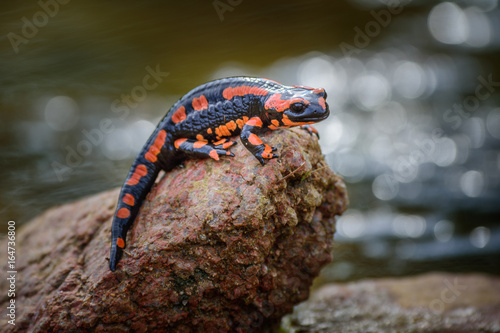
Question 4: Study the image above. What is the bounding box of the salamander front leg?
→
[300,125,320,139]
[240,117,278,165]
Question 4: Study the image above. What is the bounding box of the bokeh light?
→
[434,220,454,243]
[460,170,484,197]
[129,120,156,153]
[428,2,468,45]
[392,61,426,99]
[372,174,399,201]
[373,102,408,134]
[102,128,133,161]
[392,214,427,239]
[336,209,366,239]
[352,72,391,111]
[44,96,79,131]
[431,137,457,167]
[486,108,500,139]
[463,7,492,48]
[470,226,491,248]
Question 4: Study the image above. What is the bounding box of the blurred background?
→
[1,0,499,282]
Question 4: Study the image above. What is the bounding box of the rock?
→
[0,128,348,332]
[283,273,500,333]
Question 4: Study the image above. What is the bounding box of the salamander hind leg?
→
[174,138,235,161]
[212,138,237,150]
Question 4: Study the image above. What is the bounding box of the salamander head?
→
[263,85,329,125]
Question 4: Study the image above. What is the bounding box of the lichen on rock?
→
[0,128,348,332]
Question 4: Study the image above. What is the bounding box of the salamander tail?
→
[109,242,122,272]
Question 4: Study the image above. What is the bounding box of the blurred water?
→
[1,0,499,280]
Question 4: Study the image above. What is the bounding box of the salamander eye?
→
[290,102,305,113]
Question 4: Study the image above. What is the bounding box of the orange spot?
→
[157,130,167,142]
[215,127,221,137]
[145,130,166,163]
[293,97,310,105]
[268,125,278,130]
[122,193,135,206]
[117,207,130,219]
[226,120,237,131]
[271,119,280,127]
[193,141,206,149]
[222,142,233,149]
[174,138,187,149]
[213,139,226,146]
[222,86,269,100]
[282,115,295,126]
[218,125,231,136]
[209,150,219,160]
[248,133,263,146]
[261,145,274,159]
[242,116,249,123]
[196,134,204,141]
[127,164,148,185]
[318,97,326,109]
[281,115,312,126]
[192,95,209,111]
[246,117,263,127]
[207,128,213,134]
[137,165,148,175]
[172,106,186,123]
[264,93,291,112]
[117,237,125,248]
[150,146,160,155]
[145,152,157,163]
[236,119,245,129]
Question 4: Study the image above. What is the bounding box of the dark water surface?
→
[1,0,499,281]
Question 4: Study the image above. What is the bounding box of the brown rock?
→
[0,128,348,332]
[283,273,500,332]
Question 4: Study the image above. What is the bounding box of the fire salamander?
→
[109,77,329,271]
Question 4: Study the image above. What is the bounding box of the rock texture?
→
[283,273,500,332]
[0,128,348,332]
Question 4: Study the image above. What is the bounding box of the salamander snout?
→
[286,88,330,123]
